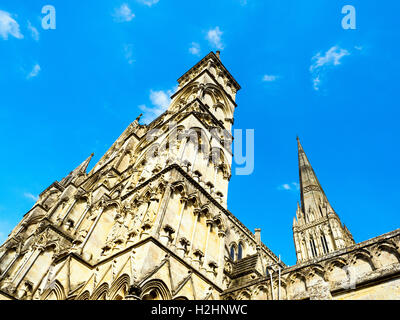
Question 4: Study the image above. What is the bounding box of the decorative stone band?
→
[303,185,320,194]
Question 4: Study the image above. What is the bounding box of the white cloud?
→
[27,21,39,41]
[139,86,178,123]
[150,89,171,108]
[189,42,200,55]
[27,63,41,79]
[137,0,160,6]
[206,26,223,50]
[310,45,350,91]
[310,46,350,72]
[278,182,300,191]
[262,74,278,82]
[312,75,321,91]
[0,10,23,40]
[24,192,38,202]
[124,43,135,64]
[113,4,135,22]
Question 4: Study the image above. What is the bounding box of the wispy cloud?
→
[278,182,300,191]
[113,3,135,22]
[0,10,23,40]
[27,63,41,79]
[206,26,223,50]
[27,21,39,41]
[137,0,160,6]
[189,42,200,55]
[262,74,278,82]
[124,44,135,64]
[24,192,38,202]
[310,45,350,91]
[139,86,177,123]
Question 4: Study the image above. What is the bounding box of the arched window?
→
[321,235,329,254]
[230,245,236,261]
[238,243,243,260]
[310,238,317,258]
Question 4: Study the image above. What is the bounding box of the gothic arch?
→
[76,290,90,300]
[137,186,156,203]
[91,282,109,300]
[104,201,121,214]
[41,280,66,300]
[109,274,130,300]
[374,242,400,267]
[288,272,307,297]
[306,265,325,286]
[169,83,200,113]
[237,289,252,300]
[237,241,245,260]
[229,242,237,261]
[140,279,172,300]
[252,285,269,300]
[201,84,232,118]
[187,192,200,206]
[324,258,348,283]
[171,181,188,198]
[350,249,376,271]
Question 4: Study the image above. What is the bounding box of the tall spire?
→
[297,137,332,218]
[293,138,354,263]
[60,153,94,186]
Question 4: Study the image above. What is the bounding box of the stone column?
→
[173,196,188,247]
[152,184,173,238]
[13,245,44,292]
[74,204,92,233]
[178,136,189,162]
[58,198,77,226]
[0,253,19,280]
[80,207,105,251]
[190,144,199,173]
[202,219,214,268]
[187,209,200,262]
[216,229,226,285]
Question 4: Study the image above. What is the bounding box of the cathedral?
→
[0,51,399,300]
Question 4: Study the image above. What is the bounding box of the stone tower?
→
[0,51,281,300]
[292,138,355,263]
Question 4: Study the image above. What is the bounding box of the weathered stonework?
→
[0,51,398,300]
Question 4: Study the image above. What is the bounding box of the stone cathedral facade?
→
[0,52,399,300]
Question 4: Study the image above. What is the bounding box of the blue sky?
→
[0,0,399,266]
